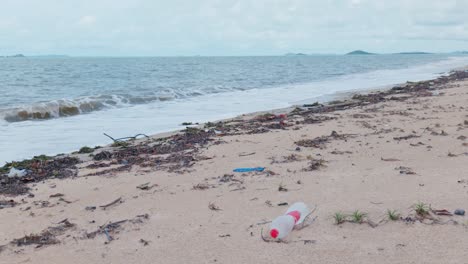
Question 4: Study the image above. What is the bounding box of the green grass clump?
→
[414,202,430,216]
[333,212,346,225]
[351,210,367,223]
[387,210,400,221]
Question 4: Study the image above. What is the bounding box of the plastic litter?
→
[233,167,265,173]
[269,202,310,239]
[7,167,28,178]
[454,209,465,216]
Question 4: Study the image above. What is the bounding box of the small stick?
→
[239,152,256,157]
[99,197,122,210]
[103,133,149,143]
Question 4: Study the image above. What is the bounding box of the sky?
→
[1,0,468,56]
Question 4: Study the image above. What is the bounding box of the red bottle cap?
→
[270,229,279,238]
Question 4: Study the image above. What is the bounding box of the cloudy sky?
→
[1,0,467,56]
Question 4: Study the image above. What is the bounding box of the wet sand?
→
[1,71,468,264]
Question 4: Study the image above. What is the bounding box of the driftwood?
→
[99,197,122,210]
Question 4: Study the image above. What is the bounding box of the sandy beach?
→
[1,70,468,264]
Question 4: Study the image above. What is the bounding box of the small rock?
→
[85,206,97,211]
[295,147,301,152]
[454,209,465,216]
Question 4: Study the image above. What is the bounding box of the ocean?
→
[1,54,468,164]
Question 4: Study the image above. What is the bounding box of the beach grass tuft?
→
[351,210,367,223]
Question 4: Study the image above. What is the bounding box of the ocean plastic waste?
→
[269,202,311,239]
[233,167,265,173]
[454,209,465,216]
[8,167,28,178]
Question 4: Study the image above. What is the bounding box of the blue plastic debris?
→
[233,167,265,173]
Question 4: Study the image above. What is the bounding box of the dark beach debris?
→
[136,182,158,191]
[85,206,97,211]
[447,152,468,157]
[457,135,467,141]
[303,158,327,171]
[84,164,132,177]
[432,209,453,216]
[0,156,80,196]
[277,202,289,206]
[352,113,374,119]
[270,154,303,164]
[299,115,336,124]
[86,162,112,169]
[296,131,351,149]
[330,150,353,155]
[85,214,149,243]
[219,234,231,238]
[93,151,113,161]
[193,183,214,190]
[0,199,17,209]
[139,238,150,246]
[381,157,401,162]
[58,197,73,204]
[103,133,149,147]
[49,193,64,198]
[396,166,416,175]
[99,197,123,210]
[278,183,288,192]
[393,134,420,141]
[238,152,256,157]
[11,219,75,248]
[430,130,448,136]
[208,202,222,211]
[410,142,425,147]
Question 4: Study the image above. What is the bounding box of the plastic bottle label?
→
[287,210,301,223]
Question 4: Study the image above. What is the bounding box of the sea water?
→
[1,54,468,164]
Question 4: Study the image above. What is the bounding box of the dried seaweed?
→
[0,156,80,195]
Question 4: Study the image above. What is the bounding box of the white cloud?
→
[77,15,97,27]
[0,0,467,55]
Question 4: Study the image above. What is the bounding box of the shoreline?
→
[2,60,468,165]
[0,69,468,263]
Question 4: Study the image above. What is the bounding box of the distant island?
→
[284,53,307,56]
[0,54,25,58]
[346,50,375,55]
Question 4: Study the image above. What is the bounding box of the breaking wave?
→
[0,94,175,122]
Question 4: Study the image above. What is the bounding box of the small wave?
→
[1,94,175,122]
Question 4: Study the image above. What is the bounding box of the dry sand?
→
[1,74,468,264]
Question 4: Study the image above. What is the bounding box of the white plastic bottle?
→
[269,202,310,239]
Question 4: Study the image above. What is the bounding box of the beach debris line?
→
[295,131,352,149]
[0,155,80,195]
[10,219,75,249]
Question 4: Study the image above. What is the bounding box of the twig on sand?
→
[238,152,256,157]
[99,197,122,210]
[103,133,149,143]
